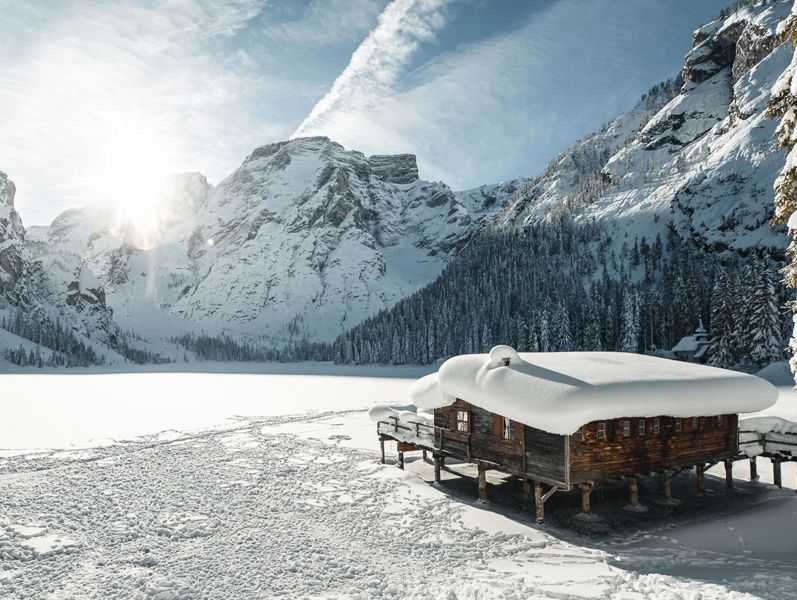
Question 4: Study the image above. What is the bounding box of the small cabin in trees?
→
[375,346,776,521]
[671,321,710,363]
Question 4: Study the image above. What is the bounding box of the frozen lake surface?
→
[1,365,796,599]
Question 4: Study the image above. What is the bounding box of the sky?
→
[0,0,732,226]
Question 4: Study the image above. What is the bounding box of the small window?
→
[692,416,700,430]
[716,415,723,427]
[652,418,660,434]
[622,420,630,437]
[597,422,606,440]
[502,417,514,441]
[456,410,469,433]
[674,418,682,432]
[638,419,645,436]
[575,427,584,441]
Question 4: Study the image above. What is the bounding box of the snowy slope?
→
[36,137,506,343]
[1,369,796,599]
[493,1,793,256]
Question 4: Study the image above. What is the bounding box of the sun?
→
[96,116,175,250]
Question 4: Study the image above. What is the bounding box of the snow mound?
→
[409,373,451,410]
[422,347,777,435]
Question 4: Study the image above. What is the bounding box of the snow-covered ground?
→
[1,365,796,599]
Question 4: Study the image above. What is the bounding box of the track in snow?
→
[0,411,792,600]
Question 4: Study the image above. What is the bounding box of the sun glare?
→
[97,117,175,250]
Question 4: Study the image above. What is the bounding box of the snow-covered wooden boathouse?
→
[373,346,778,521]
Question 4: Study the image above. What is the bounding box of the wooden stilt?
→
[663,472,672,500]
[522,478,531,497]
[773,458,782,489]
[724,459,733,489]
[749,457,758,482]
[696,464,705,496]
[379,438,385,464]
[398,450,404,470]
[534,481,544,522]
[580,483,592,514]
[628,476,639,507]
[477,463,487,502]
[422,449,428,462]
[433,454,442,483]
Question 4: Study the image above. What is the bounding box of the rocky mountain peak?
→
[0,172,16,208]
[367,154,419,184]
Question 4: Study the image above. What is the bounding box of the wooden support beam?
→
[773,458,782,489]
[628,476,639,507]
[534,481,544,522]
[433,454,442,483]
[724,459,733,489]
[663,472,672,500]
[422,449,428,462]
[749,456,758,482]
[522,478,531,497]
[379,438,385,465]
[397,450,404,470]
[580,483,593,514]
[477,463,487,503]
[696,464,705,496]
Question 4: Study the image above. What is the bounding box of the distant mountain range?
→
[0,0,792,366]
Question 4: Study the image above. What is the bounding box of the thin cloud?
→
[293,0,457,138]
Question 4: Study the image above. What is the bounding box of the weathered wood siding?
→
[524,425,568,485]
[434,399,568,486]
[569,415,738,482]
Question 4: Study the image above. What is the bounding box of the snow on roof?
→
[411,346,777,435]
[671,335,700,353]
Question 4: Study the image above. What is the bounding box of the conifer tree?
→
[708,269,736,367]
[745,262,784,367]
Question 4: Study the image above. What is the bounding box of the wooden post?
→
[628,476,639,507]
[663,472,672,500]
[749,457,758,482]
[398,450,404,470]
[534,481,544,522]
[696,464,705,496]
[477,463,487,503]
[433,454,442,483]
[379,438,385,464]
[522,478,531,497]
[580,483,592,514]
[724,459,733,489]
[422,449,428,462]
[773,458,782,489]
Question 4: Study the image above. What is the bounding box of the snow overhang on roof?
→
[410,346,778,436]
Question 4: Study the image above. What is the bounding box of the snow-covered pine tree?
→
[745,261,784,368]
[552,301,573,351]
[539,309,551,352]
[768,3,797,377]
[619,287,640,353]
[708,269,736,367]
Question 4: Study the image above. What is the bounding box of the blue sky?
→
[0,0,730,225]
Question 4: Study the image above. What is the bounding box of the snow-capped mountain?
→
[0,171,120,364]
[34,137,506,343]
[494,0,792,255]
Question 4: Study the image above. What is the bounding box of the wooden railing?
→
[738,428,797,458]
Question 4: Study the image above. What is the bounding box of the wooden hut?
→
[375,346,777,521]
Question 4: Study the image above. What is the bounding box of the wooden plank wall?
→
[435,400,567,485]
[569,414,738,482]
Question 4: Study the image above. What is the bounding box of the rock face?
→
[0,171,119,356]
[37,137,506,343]
[494,0,792,256]
[0,172,31,303]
